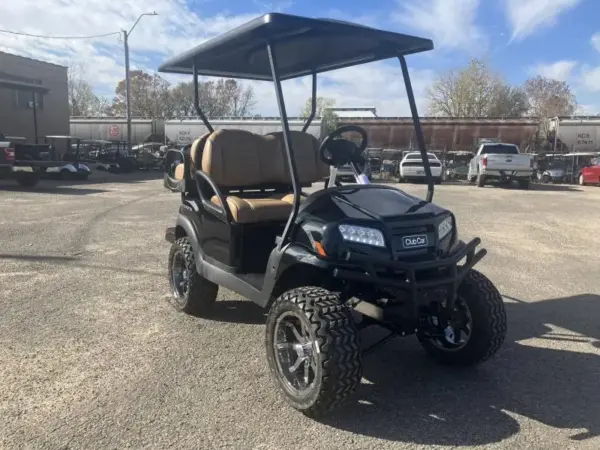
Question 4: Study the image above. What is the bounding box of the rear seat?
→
[198,129,327,223]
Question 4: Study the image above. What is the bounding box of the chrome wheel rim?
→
[273,312,318,396]
[171,250,188,300]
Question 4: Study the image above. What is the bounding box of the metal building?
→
[0,51,69,145]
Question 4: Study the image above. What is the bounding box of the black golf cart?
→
[161,13,507,417]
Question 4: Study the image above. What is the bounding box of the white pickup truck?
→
[467,142,532,189]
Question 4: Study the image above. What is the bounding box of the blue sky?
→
[1,0,599,115]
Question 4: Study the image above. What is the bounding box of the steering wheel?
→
[319,125,368,167]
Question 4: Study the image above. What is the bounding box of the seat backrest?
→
[189,132,212,171]
[201,129,328,189]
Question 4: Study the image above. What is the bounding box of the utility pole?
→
[122,11,157,154]
[123,29,132,153]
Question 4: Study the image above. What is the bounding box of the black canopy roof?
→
[158,13,433,81]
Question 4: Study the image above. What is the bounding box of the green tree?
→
[300,96,339,136]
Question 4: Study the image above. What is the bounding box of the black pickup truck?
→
[0,137,65,187]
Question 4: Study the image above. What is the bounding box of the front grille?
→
[390,223,437,261]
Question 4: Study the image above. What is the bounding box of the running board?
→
[197,256,264,305]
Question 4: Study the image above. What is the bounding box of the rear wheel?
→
[15,173,40,187]
[518,179,530,190]
[168,237,218,315]
[476,172,486,187]
[266,286,362,417]
[418,269,507,366]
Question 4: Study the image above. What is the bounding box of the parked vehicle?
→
[43,135,92,180]
[45,163,91,180]
[160,13,506,417]
[399,151,442,183]
[539,160,566,184]
[579,156,600,186]
[0,137,66,187]
[467,142,532,189]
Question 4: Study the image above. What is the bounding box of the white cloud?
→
[0,0,434,116]
[580,65,600,93]
[392,0,486,52]
[248,63,436,117]
[504,0,583,42]
[591,32,600,53]
[530,60,578,81]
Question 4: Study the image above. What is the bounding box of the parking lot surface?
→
[1,174,599,450]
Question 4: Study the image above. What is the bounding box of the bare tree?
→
[167,79,256,118]
[427,59,527,118]
[524,75,578,137]
[68,63,102,116]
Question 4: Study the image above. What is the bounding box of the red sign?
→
[109,125,120,137]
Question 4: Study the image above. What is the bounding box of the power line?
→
[0,29,120,40]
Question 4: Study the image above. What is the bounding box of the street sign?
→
[109,125,120,137]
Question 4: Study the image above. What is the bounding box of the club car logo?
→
[402,234,428,249]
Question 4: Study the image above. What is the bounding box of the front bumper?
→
[481,169,531,180]
[332,237,486,307]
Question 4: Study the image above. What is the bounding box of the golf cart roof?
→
[158,13,434,81]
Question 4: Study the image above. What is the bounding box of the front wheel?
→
[418,269,507,366]
[168,237,218,315]
[266,286,362,417]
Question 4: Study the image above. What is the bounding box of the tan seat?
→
[173,133,212,181]
[202,129,326,223]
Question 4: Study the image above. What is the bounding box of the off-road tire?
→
[418,269,507,366]
[168,237,218,315]
[15,173,40,188]
[518,179,530,190]
[476,172,486,187]
[266,286,362,417]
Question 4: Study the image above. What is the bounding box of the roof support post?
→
[301,71,317,132]
[267,42,301,251]
[398,55,434,202]
[193,63,214,133]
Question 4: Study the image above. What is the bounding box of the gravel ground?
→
[1,173,599,450]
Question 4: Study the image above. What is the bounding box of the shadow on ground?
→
[0,171,162,194]
[203,300,267,325]
[318,293,600,446]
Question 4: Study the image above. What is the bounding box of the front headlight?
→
[438,216,453,240]
[338,224,385,248]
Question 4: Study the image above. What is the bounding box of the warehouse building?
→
[0,51,69,144]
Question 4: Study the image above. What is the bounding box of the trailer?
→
[549,117,600,153]
[69,117,165,145]
[164,117,323,146]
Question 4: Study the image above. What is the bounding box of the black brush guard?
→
[333,237,486,315]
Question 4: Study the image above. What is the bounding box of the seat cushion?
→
[174,163,185,181]
[210,195,293,224]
